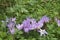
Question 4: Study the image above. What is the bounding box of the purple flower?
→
[37,19,44,28]
[22,18,37,32]
[30,23,37,30]
[24,28,30,32]
[29,18,37,30]
[6,17,16,34]
[11,18,16,22]
[41,15,49,23]
[22,20,31,32]
[7,17,16,27]
[55,18,60,26]
[30,18,36,24]
[57,20,60,26]
[7,22,15,28]
[16,24,23,30]
[36,15,50,29]
[10,28,15,34]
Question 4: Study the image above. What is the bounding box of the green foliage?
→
[0,0,60,40]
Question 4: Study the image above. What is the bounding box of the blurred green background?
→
[0,0,60,40]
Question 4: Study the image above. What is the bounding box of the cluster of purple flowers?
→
[6,18,16,34]
[3,15,60,36]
